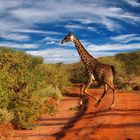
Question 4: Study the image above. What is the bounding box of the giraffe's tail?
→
[111,65,118,89]
[111,65,116,77]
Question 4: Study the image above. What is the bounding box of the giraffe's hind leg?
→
[106,82,116,109]
[80,78,99,106]
[95,83,108,107]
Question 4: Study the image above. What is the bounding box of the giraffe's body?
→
[61,32,116,108]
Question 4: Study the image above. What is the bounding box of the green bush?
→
[46,101,58,116]
[65,62,87,83]
[40,85,62,101]
[0,108,13,125]
[116,51,140,76]
[65,50,140,90]
[0,47,46,129]
[0,47,69,129]
[42,63,70,91]
[98,56,127,88]
[98,56,126,79]
[10,92,45,129]
[39,85,62,116]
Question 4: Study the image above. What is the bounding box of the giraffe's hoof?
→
[80,100,83,106]
[96,97,100,101]
[95,104,98,107]
[95,103,99,107]
[95,99,101,107]
[95,98,101,107]
[109,104,114,109]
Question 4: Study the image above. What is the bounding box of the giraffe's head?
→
[61,32,75,44]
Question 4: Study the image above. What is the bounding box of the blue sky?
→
[0,0,140,63]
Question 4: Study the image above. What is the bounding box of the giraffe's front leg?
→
[80,84,85,105]
[95,84,108,107]
[83,78,99,101]
[95,98,102,107]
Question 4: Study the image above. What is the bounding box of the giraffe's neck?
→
[73,37,96,65]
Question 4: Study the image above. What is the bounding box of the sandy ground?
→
[4,91,81,140]
[60,89,140,140]
[2,87,140,140]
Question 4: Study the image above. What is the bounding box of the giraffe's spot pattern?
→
[62,33,115,86]
[61,32,116,108]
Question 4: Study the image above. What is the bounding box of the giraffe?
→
[61,32,116,109]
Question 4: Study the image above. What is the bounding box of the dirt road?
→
[5,94,80,140]
[3,88,140,140]
[60,89,140,140]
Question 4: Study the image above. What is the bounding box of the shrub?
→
[42,63,70,91]
[98,56,126,79]
[0,47,69,129]
[10,92,45,129]
[39,85,62,115]
[0,108,13,125]
[66,50,140,90]
[46,98,58,115]
[40,85,62,101]
[66,62,87,83]
[116,51,140,76]
[98,56,127,88]
[0,47,46,129]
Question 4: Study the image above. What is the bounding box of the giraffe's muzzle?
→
[61,40,65,44]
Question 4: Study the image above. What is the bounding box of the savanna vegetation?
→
[64,50,140,91]
[0,46,139,131]
[0,47,69,129]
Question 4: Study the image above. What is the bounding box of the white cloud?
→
[0,0,24,11]
[65,24,83,30]
[65,24,97,32]
[27,48,79,63]
[0,0,138,32]
[87,26,97,32]
[87,43,140,52]
[26,42,140,63]
[81,43,140,58]
[100,17,122,31]
[13,29,47,34]
[0,33,30,41]
[111,34,140,43]
[123,0,140,7]
[42,36,61,45]
[0,42,38,49]
[0,19,23,33]
[46,41,55,45]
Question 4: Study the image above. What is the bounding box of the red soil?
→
[4,93,80,140]
[2,88,140,140]
[60,89,140,140]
